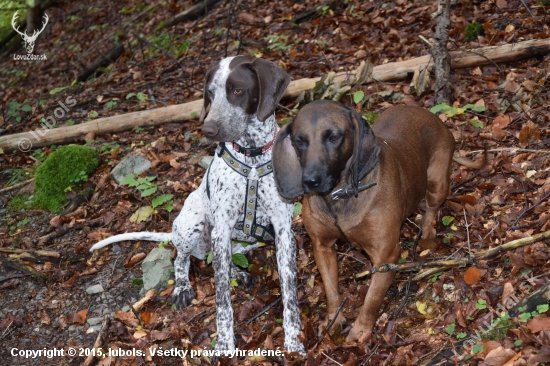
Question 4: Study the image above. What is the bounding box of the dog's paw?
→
[318,312,346,337]
[211,337,235,363]
[345,324,372,343]
[284,340,306,357]
[172,285,196,309]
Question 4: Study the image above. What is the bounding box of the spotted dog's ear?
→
[249,58,290,122]
[199,61,220,122]
[345,109,380,195]
[273,120,304,201]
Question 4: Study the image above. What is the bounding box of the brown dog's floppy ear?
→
[346,109,380,196]
[249,58,290,122]
[199,61,219,122]
[273,121,304,201]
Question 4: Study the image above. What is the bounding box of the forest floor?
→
[1,0,550,365]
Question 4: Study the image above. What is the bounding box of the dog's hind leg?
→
[172,190,210,309]
[421,152,453,247]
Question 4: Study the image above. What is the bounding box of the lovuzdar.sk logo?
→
[11,11,49,61]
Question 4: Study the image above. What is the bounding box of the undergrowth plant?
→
[430,103,485,128]
[120,173,174,212]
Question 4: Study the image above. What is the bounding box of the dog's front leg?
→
[311,236,346,335]
[211,224,236,352]
[347,234,400,343]
[271,212,306,356]
[172,190,210,309]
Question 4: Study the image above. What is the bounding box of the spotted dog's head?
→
[199,56,290,142]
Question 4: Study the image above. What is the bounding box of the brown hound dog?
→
[272,100,485,343]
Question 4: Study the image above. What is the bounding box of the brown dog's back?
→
[373,105,455,160]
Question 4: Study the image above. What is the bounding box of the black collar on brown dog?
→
[329,181,377,200]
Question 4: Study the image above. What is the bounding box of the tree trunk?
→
[432,0,453,105]
[26,0,43,34]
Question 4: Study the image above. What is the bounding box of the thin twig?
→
[0,178,34,193]
[359,340,380,366]
[464,147,550,155]
[418,35,433,47]
[512,190,550,228]
[245,247,352,325]
[463,208,471,255]
[391,228,421,321]
[480,221,500,243]
[313,296,348,349]
[1,321,14,339]
[322,352,343,366]
[519,0,534,17]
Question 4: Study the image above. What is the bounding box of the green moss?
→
[131,278,144,287]
[465,21,483,41]
[8,193,31,211]
[33,145,99,212]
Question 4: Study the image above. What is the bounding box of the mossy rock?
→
[33,145,99,212]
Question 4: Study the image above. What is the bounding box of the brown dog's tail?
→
[452,145,488,169]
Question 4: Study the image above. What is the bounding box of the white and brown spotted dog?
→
[90,56,305,356]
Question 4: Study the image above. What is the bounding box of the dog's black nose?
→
[201,123,218,138]
[303,174,322,190]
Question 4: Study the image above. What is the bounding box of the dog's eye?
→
[329,134,340,142]
[293,139,304,148]
[233,89,244,95]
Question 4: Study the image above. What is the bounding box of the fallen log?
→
[161,0,222,30]
[1,38,549,151]
[77,44,125,82]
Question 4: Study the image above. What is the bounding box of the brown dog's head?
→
[199,56,290,142]
[273,100,380,200]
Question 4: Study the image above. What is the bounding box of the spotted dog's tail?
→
[89,232,172,252]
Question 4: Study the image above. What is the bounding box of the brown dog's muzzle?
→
[302,163,335,193]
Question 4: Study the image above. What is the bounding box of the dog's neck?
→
[234,114,277,149]
[225,114,277,165]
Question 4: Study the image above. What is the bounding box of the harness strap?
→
[205,142,275,242]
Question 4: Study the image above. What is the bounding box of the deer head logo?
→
[11,11,49,54]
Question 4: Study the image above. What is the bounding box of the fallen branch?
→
[354,230,550,281]
[77,44,125,82]
[37,217,103,246]
[1,38,549,151]
[83,316,111,366]
[161,0,222,30]
[0,178,34,193]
